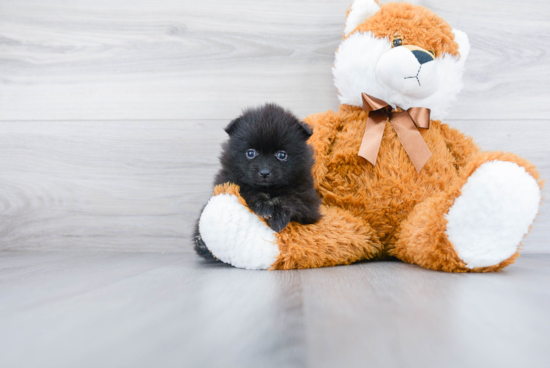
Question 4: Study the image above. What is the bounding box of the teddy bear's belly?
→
[319,122,453,244]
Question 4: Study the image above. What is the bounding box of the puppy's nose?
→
[259,169,271,178]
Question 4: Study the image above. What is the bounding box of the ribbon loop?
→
[359,93,432,173]
[407,107,431,129]
[362,93,391,113]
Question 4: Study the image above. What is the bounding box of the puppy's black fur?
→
[194,103,322,259]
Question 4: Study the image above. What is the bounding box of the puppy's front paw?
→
[267,211,291,233]
[253,199,274,219]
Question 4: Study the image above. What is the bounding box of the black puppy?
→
[194,103,322,259]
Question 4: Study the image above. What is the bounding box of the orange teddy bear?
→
[197,0,543,272]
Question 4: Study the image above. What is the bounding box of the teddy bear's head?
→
[333,0,470,120]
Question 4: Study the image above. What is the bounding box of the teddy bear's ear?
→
[224,117,243,136]
[344,0,381,36]
[453,29,470,64]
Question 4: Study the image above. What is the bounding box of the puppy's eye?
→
[393,38,402,47]
[275,151,288,161]
[246,149,257,159]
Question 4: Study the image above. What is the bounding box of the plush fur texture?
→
[199,184,279,270]
[446,161,541,269]
[273,204,383,270]
[277,107,543,271]
[333,1,470,119]
[196,1,544,273]
[194,104,322,259]
[199,105,543,271]
[344,0,381,36]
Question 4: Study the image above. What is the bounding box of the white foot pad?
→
[446,161,541,268]
[199,194,279,270]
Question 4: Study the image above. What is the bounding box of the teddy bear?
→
[196,0,543,272]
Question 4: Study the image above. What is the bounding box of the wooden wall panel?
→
[0,0,549,120]
[0,120,547,253]
[0,121,225,252]
[0,0,548,252]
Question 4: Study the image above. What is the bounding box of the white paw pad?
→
[199,194,279,270]
[446,161,541,268]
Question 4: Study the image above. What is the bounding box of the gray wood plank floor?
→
[0,252,549,368]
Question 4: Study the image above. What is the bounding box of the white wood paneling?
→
[1,0,549,120]
[0,0,548,252]
[0,119,547,252]
[0,120,226,252]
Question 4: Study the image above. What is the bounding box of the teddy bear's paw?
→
[199,193,279,270]
[445,161,541,269]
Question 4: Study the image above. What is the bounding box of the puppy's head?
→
[222,103,313,188]
[333,0,470,120]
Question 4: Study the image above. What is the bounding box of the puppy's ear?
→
[224,117,242,136]
[298,122,313,140]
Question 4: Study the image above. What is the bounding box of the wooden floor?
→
[0,252,549,368]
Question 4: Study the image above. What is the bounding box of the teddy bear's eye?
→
[246,149,257,159]
[393,38,403,47]
[428,49,436,57]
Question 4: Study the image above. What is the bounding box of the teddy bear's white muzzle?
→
[376,46,439,99]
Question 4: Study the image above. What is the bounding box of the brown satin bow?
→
[358,93,432,173]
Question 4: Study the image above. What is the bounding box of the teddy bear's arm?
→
[439,123,480,171]
[303,110,340,189]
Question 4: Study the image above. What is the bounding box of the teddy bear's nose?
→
[412,50,434,65]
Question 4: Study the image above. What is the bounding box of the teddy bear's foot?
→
[446,160,541,269]
[198,183,279,270]
[393,155,542,272]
